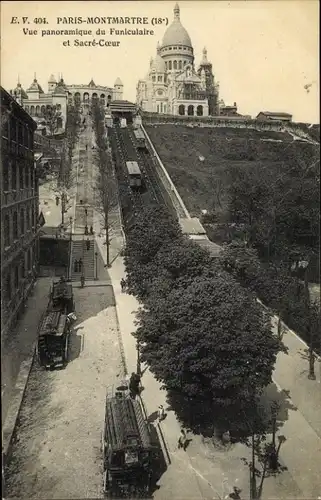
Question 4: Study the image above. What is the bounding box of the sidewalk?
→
[97,246,308,499]
[2,277,53,451]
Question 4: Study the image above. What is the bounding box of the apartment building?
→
[1,86,39,337]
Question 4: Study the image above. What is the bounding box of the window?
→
[20,208,25,234]
[27,248,31,270]
[18,122,23,144]
[3,167,9,191]
[25,165,29,187]
[12,163,17,190]
[197,105,203,117]
[26,206,30,230]
[173,60,177,70]
[5,273,12,302]
[14,266,19,289]
[188,105,194,116]
[32,204,35,227]
[10,117,17,142]
[158,76,162,82]
[4,214,10,247]
[179,105,185,116]
[19,164,24,189]
[21,259,25,279]
[168,61,172,70]
[152,76,156,82]
[179,61,182,70]
[13,211,18,239]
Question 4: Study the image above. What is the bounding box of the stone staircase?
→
[70,239,95,281]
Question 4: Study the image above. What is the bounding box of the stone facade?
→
[1,86,39,338]
[136,3,236,117]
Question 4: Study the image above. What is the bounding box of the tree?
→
[43,105,60,136]
[135,269,284,432]
[91,100,118,267]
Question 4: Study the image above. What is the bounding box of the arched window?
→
[56,104,61,110]
[30,105,35,116]
[35,105,40,116]
[41,105,46,115]
[178,104,185,115]
[188,105,194,116]
[20,207,25,234]
[168,61,172,70]
[163,104,167,113]
[179,61,182,70]
[152,76,156,82]
[165,62,168,70]
[184,61,187,66]
[173,60,177,70]
[92,92,98,100]
[83,92,89,102]
[107,95,112,101]
[25,106,29,113]
[197,105,203,116]
[4,214,10,247]
[13,211,18,239]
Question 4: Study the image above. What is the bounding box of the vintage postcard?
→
[1,1,320,499]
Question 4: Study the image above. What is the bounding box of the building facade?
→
[11,75,124,134]
[136,3,237,117]
[1,86,39,338]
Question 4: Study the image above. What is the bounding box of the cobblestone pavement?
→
[5,285,123,499]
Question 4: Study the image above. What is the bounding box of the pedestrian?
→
[55,195,60,206]
[80,275,85,288]
[158,405,165,422]
[120,278,126,293]
[178,429,187,449]
[74,259,79,273]
[86,238,90,251]
[90,225,94,235]
[78,258,83,272]
[85,144,88,151]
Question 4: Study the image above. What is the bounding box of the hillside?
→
[145,124,318,219]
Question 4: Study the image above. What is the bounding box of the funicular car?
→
[126,161,142,190]
[102,383,157,498]
[37,279,75,369]
[50,279,74,314]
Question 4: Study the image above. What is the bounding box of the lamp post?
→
[95,251,98,280]
[299,260,316,380]
[84,207,88,235]
[68,216,72,280]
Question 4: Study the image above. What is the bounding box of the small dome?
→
[150,54,166,73]
[114,77,123,86]
[27,78,44,93]
[88,78,96,87]
[162,3,192,48]
[49,74,57,83]
[14,83,28,100]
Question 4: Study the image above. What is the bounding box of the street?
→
[5,285,123,499]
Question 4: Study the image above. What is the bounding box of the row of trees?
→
[57,100,81,225]
[91,101,117,267]
[123,204,285,436]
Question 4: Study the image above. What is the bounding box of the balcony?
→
[2,188,35,207]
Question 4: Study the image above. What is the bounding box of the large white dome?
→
[162,3,192,48]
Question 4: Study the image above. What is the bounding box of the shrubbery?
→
[123,204,284,434]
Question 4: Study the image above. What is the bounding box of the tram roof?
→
[126,161,141,175]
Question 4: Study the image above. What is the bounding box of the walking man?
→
[120,278,126,293]
[178,429,187,449]
[74,259,79,273]
[158,405,165,422]
[86,237,90,251]
[78,258,83,273]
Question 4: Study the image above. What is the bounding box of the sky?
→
[1,0,319,123]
